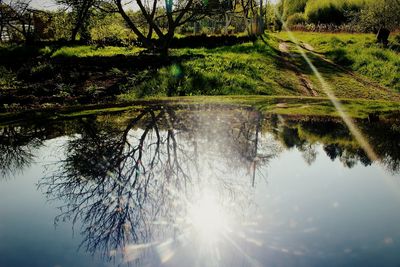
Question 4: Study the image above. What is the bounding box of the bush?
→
[305,0,364,25]
[286,13,307,27]
[283,0,308,19]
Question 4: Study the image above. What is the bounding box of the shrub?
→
[0,66,18,89]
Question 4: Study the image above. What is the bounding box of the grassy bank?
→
[1,33,399,115]
[275,32,400,92]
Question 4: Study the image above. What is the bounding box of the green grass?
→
[51,45,144,58]
[275,32,400,92]
[117,33,400,101]
[117,37,310,99]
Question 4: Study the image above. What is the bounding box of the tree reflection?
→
[40,106,278,262]
[0,124,55,178]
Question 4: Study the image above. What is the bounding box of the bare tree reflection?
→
[39,106,281,263]
[41,108,183,259]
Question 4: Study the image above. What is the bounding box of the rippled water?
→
[0,105,399,267]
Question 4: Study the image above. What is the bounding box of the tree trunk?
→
[71,25,79,41]
[70,2,91,42]
[0,24,3,42]
[159,32,174,57]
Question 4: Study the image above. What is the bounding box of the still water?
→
[0,105,399,267]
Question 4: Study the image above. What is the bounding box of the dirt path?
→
[277,39,400,101]
[278,42,318,97]
[297,41,394,94]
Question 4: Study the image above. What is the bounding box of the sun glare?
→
[188,192,230,242]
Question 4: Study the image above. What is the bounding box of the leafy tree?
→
[359,0,400,32]
[90,12,134,44]
[286,12,306,26]
[47,10,74,40]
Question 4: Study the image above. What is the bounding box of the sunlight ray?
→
[272,8,379,163]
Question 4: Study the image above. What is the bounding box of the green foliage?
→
[30,62,55,79]
[279,0,399,31]
[47,10,74,40]
[56,83,73,97]
[90,13,135,44]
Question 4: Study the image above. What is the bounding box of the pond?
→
[0,104,399,267]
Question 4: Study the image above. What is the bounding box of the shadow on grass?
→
[0,51,205,108]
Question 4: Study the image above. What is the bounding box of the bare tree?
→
[109,0,208,54]
[1,0,35,43]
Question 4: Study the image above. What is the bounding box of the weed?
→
[0,66,19,89]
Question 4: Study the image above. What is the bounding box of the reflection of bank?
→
[1,105,399,264]
[273,116,400,173]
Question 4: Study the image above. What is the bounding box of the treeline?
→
[278,0,400,32]
[0,0,269,54]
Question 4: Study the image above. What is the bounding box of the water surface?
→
[0,105,399,267]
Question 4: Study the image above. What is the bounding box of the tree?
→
[107,0,209,55]
[359,0,400,32]
[56,0,97,42]
[0,1,8,41]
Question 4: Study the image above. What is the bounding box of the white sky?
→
[30,0,58,10]
[29,0,278,11]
